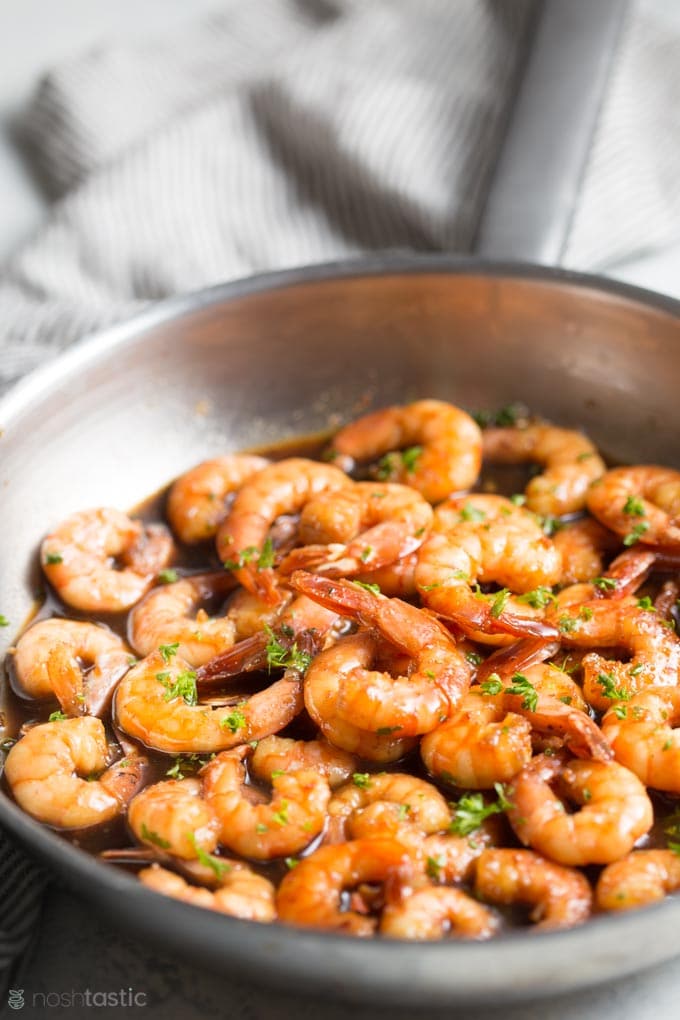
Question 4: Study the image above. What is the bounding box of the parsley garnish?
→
[264,625,312,674]
[166,754,212,780]
[401,446,423,474]
[517,586,555,609]
[505,672,538,712]
[558,615,577,634]
[352,773,372,789]
[352,580,381,595]
[188,832,231,878]
[0,615,9,627]
[272,801,289,826]
[159,642,179,663]
[257,537,275,570]
[597,672,630,701]
[220,706,246,733]
[489,588,510,618]
[45,552,63,565]
[157,669,198,705]
[376,725,402,735]
[460,503,486,523]
[141,823,171,849]
[623,496,645,517]
[465,651,483,666]
[448,783,511,837]
[48,710,68,722]
[623,521,650,546]
[426,855,445,881]
[593,576,617,592]
[480,674,503,696]
[636,596,655,611]
[157,568,179,584]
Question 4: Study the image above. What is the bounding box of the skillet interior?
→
[1,256,679,1005]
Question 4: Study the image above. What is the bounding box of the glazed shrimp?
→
[553,518,619,586]
[596,850,680,912]
[290,571,471,736]
[381,886,499,941]
[139,863,276,922]
[482,424,605,515]
[3,717,146,828]
[326,773,451,844]
[601,688,680,793]
[166,455,269,544]
[328,399,482,504]
[419,823,500,885]
[41,508,174,612]
[506,753,653,866]
[276,838,412,935]
[416,495,561,642]
[128,573,243,666]
[474,848,592,930]
[115,650,304,753]
[282,482,433,576]
[587,466,680,548]
[250,735,357,789]
[216,459,351,602]
[128,778,221,859]
[202,748,330,860]
[10,618,130,717]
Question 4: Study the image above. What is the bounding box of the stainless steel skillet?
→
[1,255,679,1006]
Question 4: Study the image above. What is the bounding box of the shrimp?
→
[419,823,500,885]
[216,459,351,602]
[10,618,130,717]
[201,748,330,860]
[551,593,680,711]
[139,863,276,922]
[166,455,269,544]
[326,773,451,845]
[3,717,146,828]
[421,688,532,790]
[596,850,680,912]
[416,495,561,643]
[587,466,680,548]
[41,507,174,612]
[250,735,357,789]
[281,482,433,577]
[553,518,619,586]
[474,848,592,930]
[276,838,412,935]
[352,553,419,598]
[327,399,482,504]
[290,571,471,736]
[482,424,605,515]
[601,688,680,793]
[381,886,499,941]
[128,778,221,860]
[128,573,242,666]
[114,650,304,754]
[506,753,653,866]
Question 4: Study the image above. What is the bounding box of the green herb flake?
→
[448,783,510,837]
[623,521,650,546]
[284,857,299,870]
[402,446,423,474]
[623,495,646,518]
[613,704,628,720]
[510,494,526,506]
[480,675,503,696]
[352,772,372,789]
[489,588,510,619]
[636,596,655,611]
[45,552,63,565]
[352,580,381,595]
[157,568,179,584]
[159,641,180,663]
[465,651,483,667]
[593,576,617,592]
[220,707,247,733]
[460,502,486,523]
[558,615,578,634]
[518,586,555,610]
[141,823,171,850]
[158,669,198,706]
[272,801,289,826]
[48,710,68,722]
[166,754,211,780]
[376,725,402,735]
[0,615,9,627]
[264,625,312,674]
[188,832,231,878]
[360,546,374,563]
[426,855,445,881]
[505,672,538,712]
[597,672,631,702]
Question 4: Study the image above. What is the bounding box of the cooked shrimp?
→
[506,753,653,866]
[328,399,482,504]
[10,618,130,717]
[166,455,269,544]
[139,863,276,921]
[419,824,500,885]
[3,717,146,828]
[202,748,330,860]
[128,778,221,859]
[282,482,432,577]
[290,571,471,736]
[115,650,304,753]
[474,848,592,930]
[352,553,419,598]
[250,735,356,789]
[601,688,680,793]
[128,574,241,666]
[276,838,412,934]
[216,459,351,602]
[596,850,680,912]
[41,507,174,612]
[420,689,533,790]
[381,886,499,940]
[482,424,605,515]
[326,773,450,845]
[553,518,619,586]
[416,495,561,643]
[587,466,680,548]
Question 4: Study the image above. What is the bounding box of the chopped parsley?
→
[271,801,289,826]
[159,642,179,663]
[517,586,555,609]
[623,521,650,546]
[141,823,171,849]
[157,568,179,584]
[188,833,231,878]
[44,552,63,565]
[220,706,247,733]
[623,495,646,517]
[636,596,655,611]
[489,588,510,618]
[480,674,503,696]
[0,615,9,627]
[505,672,538,712]
[426,855,445,881]
[352,773,372,789]
[166,754,212,780]
[460,503,486,523]
[593,576,617,592]
[352,580,381,595]
[597,672,630,702]
[157,669,198,705]
[448,783,511,837]
[401,446,423,474]
[48,710,68,722]
[264,625,312,674]
[465,651,483,667]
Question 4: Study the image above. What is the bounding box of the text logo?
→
[7,989,25,1010]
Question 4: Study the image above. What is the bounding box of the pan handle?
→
[474,0,629,264]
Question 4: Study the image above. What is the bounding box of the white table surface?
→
[1,3,680,1017]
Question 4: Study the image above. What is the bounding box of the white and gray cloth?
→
[1,0,680,990]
